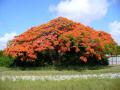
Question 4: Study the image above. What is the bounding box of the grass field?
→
[0,78,120,90]
[0,65,120,90]
[0,65,120,76]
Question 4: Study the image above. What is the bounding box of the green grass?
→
[0,65,120,76]
[0,65,120,90]
[0,78,120,90]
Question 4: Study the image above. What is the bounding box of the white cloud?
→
[49,0,109,24]
[109,21,120,45]
[0,32,17,50]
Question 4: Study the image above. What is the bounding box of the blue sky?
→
[0,0,120,49]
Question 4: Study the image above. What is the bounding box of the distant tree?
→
[116,46,120,55]
[0,50,3,56]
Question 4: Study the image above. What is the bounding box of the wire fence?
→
[108,55,120,65]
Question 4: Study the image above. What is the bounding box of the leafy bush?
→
[0,50,14,67]
[116,46,120,55]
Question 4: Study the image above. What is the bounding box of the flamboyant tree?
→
[4,17,116,65]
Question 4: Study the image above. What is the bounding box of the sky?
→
[0,0,120,50]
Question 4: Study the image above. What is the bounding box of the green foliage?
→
[116,46,120,55]
[0,50,14,67]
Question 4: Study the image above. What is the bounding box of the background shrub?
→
[0,50,14,67]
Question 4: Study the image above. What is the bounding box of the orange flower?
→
[80,56,87,63]
[4,17,116,62]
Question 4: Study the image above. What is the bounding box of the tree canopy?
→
[4,17,116,65]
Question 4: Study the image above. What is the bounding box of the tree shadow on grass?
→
[9,64,111,72]
[8,58,110,72]
[54,65,111,72]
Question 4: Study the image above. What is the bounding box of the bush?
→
[0,51,14,67]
